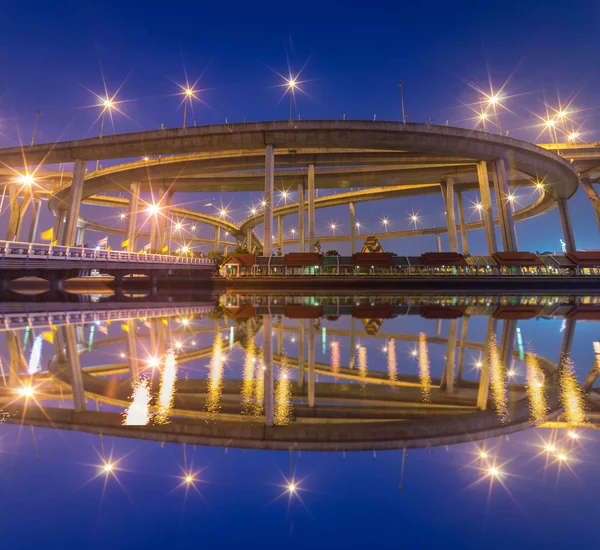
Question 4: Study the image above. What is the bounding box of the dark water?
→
[1,293,599,548]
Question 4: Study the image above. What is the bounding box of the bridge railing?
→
[0,241,215,266]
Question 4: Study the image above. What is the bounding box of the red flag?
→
[97,236,108,247]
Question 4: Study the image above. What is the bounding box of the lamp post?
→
[287,78,297,122]
[96,98,113,171]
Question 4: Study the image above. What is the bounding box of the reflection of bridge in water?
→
[1,294,599,451]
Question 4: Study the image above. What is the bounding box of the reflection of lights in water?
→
[28,335,43,375]
[156,349,178,423]
[488,333,508,422]
[206,335,224,417]
[242,330,257,414]
[418,333,431,403]
[229,326,235,350]
[559,358,586,425]
[387,339,397,384]
[525,352,548,424]
[330,341,340,375]
[275,363,292,426]
[123,378,151,426]
[358,346,368,383]
[322,327,327,356]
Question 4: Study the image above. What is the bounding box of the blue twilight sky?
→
[0,0,600,253]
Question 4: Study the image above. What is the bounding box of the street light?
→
[486,93,503,135]
[287,78,297,122]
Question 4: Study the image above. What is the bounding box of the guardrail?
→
[0,240,215,267]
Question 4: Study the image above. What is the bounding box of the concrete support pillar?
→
[456,192,469,255]
[75,226,86,247]
[28,198,41,243]
[6,331,27,388]
[441,178,458,252]
[580,177,600,232]
[307,320,315,407]
[441,319,458,393]
[297,321,305,390]
[126,182,140,252]
[476,161,498,254]
[215,227,221,251]
[557,197,576,252]
[61,159,86,246]
[5,185,21,241]
[349,202,357,255]
[477,317,498,411]
[491,158,517,252]
[263,144,275,257]
[52,209,66,245]
[156,187,174,252]
[436,234,442,252]
[307,164,315,252]
[263,315,274,426]
[246,227,253,251]
[277,215,284,254]
[64,325,86,412]
[297,180,305,252]
[149,215,157,252]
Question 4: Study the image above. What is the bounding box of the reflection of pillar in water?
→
[525,352,548,424]
[242,328,256,414]
[126,319,139,383]
[206,334,224,418]
[558,319,585,425]
[297,321,305,390]
[349,317,356,369]
[441,319,458,393]
[263,316,274,425]
[64,325,86,412]
[387,339,397,384]
[358,346,368,387]
[488,332,508,422]
[456,316,470,381]
[330,341,340,375]
[418,333,431,403]
[157,349,177,423]
[308,320,315,407]
[123,379,151,426]
[477,317,498,411]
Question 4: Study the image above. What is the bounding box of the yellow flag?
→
[51,240,58,246]
[41,331,54,344]
[41,228,53,241]
[162,318,168,325]
[121,323,129,333]
[161,245,169,253]
[121,239,129,248]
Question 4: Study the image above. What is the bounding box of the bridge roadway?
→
[0,240,215,284]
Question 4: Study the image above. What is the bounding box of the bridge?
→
[0,120,588,264]
[0,240,215,288]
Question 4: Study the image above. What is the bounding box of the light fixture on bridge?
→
[175,222,183,231]
[488,466,501,478]
[290,228,296,236]
[261,200,267,208]
[568,132,579,143]
[102,462,114,473]
[147,204,160,215]
[568,430,579,440]
[142,156,150,161]
[120,212,126,220]
[15,385,36,398]
[19,174,35,186]
[557,110,568,119]
[250,207,257,215]
[219,208,228,218]
[557,453,569,463]
[487,94,501,106]
[545,443,556,453]
[545,118,556,128]
[329,222,338,234]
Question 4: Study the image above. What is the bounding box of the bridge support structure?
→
[491,157,517,252]
[263,144,274,257]
[557,196,576,252]
[126,182,140,252]
[476,161,498,255]
[349,202,357,254]
[440,177,458,253]
[308,163,315,252]
[456,192,469,255]
[298,180,305,252]
[61,159,86,246]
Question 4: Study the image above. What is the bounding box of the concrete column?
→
[156,187,174,252]
[64,325,86,412]
[126,182,140,252]
[436,234,442,252]
[74,226,83,246]
[580,177,600,232]
[349,202,357,255]
[557,197,576,252]
[297,180,305,252]
[5,185,20,241]
[456,192,469,255]
[307,163,315,252]
[215,227,221,251]
[149,215,157,252]
[297,321,305,390]
[277,215,284,254]
[61,159,86,246]
[441,178,458,252]
[308,320,315,407]
[53,208,66,245]
[477,316,498,411]
[263,144,275,257]
[28,198,41,243]
[263,315,274,426]
[491,158,517,252]
[441,319,458,393]
[476,161,498,254]
[246,227,253,251]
